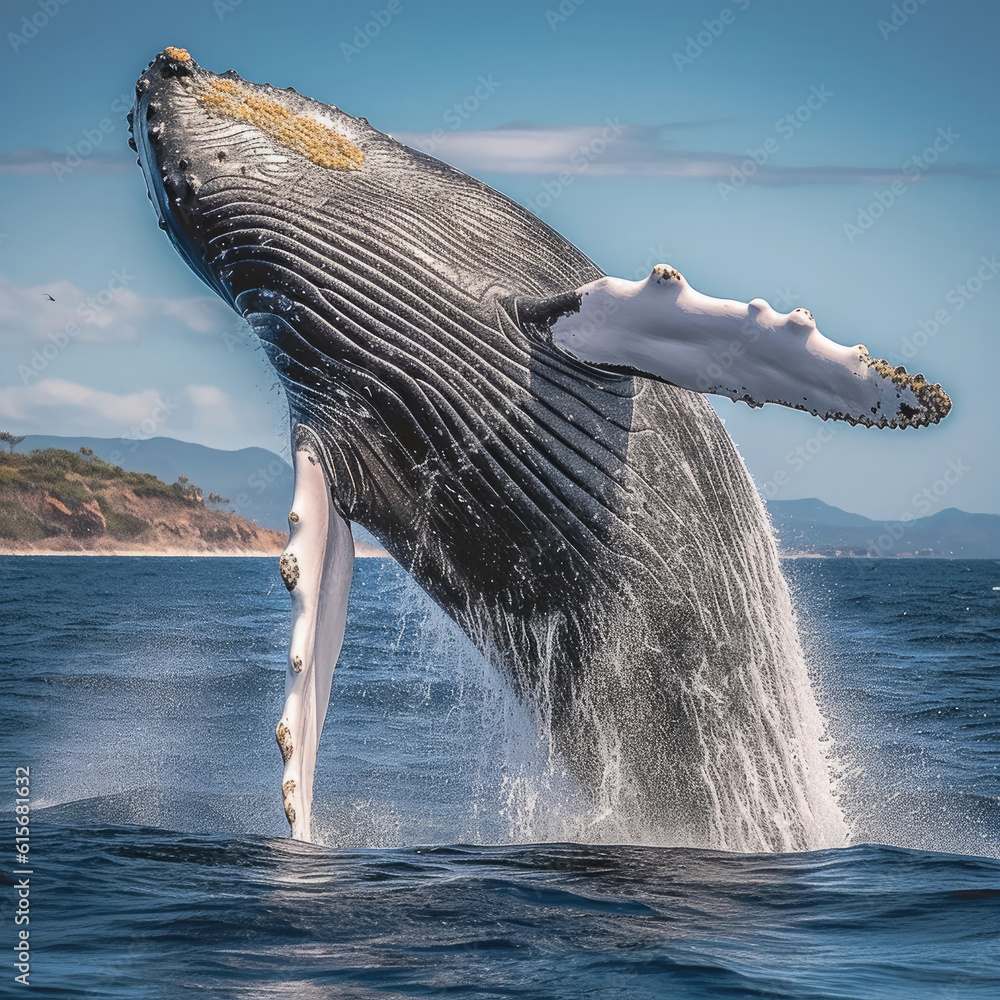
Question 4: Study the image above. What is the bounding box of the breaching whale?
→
[131,48,950,849]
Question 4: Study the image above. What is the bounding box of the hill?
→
[18,435,292,530]
[767,499,1000,558]
[0,447,286,555]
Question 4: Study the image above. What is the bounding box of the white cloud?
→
[0,275,232,349]
[0,379,244,441]
[186,383,238,429]
[0,379,165,431]
[0,147,131,177]
[395,123,996,184]
[158,298,230,334]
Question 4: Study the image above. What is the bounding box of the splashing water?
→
[313,548,848,853]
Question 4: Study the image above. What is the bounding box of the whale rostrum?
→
[131,48,948,849]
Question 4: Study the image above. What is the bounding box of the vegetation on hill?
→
[0,446,281,553]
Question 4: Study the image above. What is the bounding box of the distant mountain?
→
[767,497,874,529]
[19,435,292,530]
[9,437,998,557]
[767,499,1000,558]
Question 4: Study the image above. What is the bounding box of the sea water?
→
[0,556,998,997]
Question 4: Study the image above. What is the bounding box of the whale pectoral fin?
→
[519,266,951,429]
[275,427,355,841]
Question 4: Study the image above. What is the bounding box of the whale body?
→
[130,48,948,848]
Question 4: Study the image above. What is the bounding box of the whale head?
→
[130,48,370,309]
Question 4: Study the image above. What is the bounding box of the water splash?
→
[312,553,847,853]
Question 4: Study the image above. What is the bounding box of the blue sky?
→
[0,0,997,518]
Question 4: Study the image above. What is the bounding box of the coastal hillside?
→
[19,434,293,530]
[0,447,287,555]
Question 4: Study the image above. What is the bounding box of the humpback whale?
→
[130,48,950,849]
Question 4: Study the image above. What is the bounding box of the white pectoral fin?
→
[524,265,951,429]
[275,427,354,841]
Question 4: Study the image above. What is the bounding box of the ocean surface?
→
[1,555,998,998]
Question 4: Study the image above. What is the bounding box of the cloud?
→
[0,379,241,440]
[156,297,232,335]
[0,275,232,349]
[0,146,132,177]
[186,383,238,430]
[395,123,998,185]
[0,379,165,431]
[6,123,993,186]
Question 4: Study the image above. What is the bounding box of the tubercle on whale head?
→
[162,46,191,64]
[129,48,370,309]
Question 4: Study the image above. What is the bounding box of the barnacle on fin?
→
[279,552,300,591]
[864,354,952,429]
[275,720,294,763]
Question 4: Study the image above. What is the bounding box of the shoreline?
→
[0,543,391,558]
[0,549,984,560]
